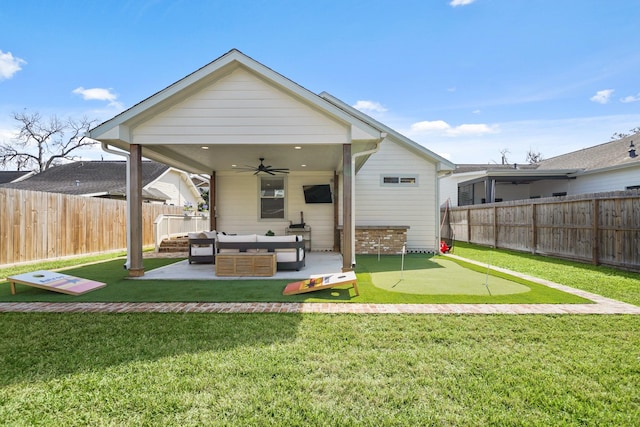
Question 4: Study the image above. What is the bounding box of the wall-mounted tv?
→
[303,184,332,203]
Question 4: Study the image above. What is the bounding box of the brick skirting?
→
[339,226,409,255]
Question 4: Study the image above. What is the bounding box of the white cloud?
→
[450,0,476,6]
[410,120,498,136]
[590,89,614,104]
[0,50,26,81]
[352,100,388,113]
[72,87,123,109]
[620,93,640,103]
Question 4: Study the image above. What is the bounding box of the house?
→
[88,49,454,276]
[0,160,203,207]
[0,170,34,184]
[440,135,639,206]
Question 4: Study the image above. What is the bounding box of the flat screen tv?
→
[303,184,332,203]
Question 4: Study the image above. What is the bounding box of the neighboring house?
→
[0,160,203,207]
[440,136,639,206]
[0,170,35,184]
[88,49,454,275]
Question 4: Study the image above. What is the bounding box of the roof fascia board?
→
[570,161,640,177]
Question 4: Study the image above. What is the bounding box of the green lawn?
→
[1,245,639,425]
[0,254,589,304]
[0,313,638,425]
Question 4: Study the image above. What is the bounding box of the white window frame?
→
[259,176,287,220]
[380,174,419,187]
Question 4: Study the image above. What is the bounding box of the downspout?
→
[436,169,441,253]
[350,133,386,267]
[101,142,132,269]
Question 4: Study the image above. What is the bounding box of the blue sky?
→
[1,0,639,166]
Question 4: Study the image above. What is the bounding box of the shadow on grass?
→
[0,312,304,387]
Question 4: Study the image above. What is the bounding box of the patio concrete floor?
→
[137,251,344,281]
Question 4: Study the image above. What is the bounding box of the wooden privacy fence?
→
[0,188,182,266]
[442,190,640,271]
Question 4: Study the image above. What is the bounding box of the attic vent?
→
[629,141,636,158]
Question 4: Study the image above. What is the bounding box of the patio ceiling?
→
[132,142,347,175]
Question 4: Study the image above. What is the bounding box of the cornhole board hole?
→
[7,270,106,296]
[283,271,358,296]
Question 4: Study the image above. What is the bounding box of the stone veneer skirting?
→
[339,226,409,255]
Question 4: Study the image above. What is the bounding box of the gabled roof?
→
[88,49,388,175]
[0,170,34,184]
[537,134,639,171]
[0,161,170,200]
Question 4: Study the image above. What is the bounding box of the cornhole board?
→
[283,271,358,296]
[7,270,106,296]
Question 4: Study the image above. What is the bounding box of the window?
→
[553,192,567,197]
[381,175,418,186]
[260,177,285,219]
[458,184,473,206]
[626,185,640,190]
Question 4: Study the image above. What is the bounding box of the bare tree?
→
[611,126,640,140]
[500,148,510,165]
[525,148,543,164]
[0,111,98,172]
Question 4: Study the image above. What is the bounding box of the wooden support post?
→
[128,144,144,277]
[342,144,353,272]
[209,171,216,232]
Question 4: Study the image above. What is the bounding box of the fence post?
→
[531,203,537,254]
[466,208,471,243]
[493,205,498,248]
[592,198,600,265]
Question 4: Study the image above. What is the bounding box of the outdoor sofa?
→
[216,233,306,271]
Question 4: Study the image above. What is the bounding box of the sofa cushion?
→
[276,249,305,263]
[217,234,258,243]
[256,235,298,243]
[191,246,214,256]
[203,230,217,239]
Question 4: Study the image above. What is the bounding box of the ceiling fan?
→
[237,158,289,175]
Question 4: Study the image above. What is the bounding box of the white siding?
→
[570,168,640,194]
[132,68,349,145]
[148,170,200,207]
[215,171,335,251]
[355,139,438,252]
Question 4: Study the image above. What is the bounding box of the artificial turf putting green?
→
[367,256,529,295]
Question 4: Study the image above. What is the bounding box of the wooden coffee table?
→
[215,252,277,277]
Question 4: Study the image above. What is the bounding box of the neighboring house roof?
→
[537,135,639,172]
[0,170,34,184]
[453,163,539,174]
[451,134,639,186]
[0,161,171,201]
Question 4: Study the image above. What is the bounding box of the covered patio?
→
[89,49,387,277]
